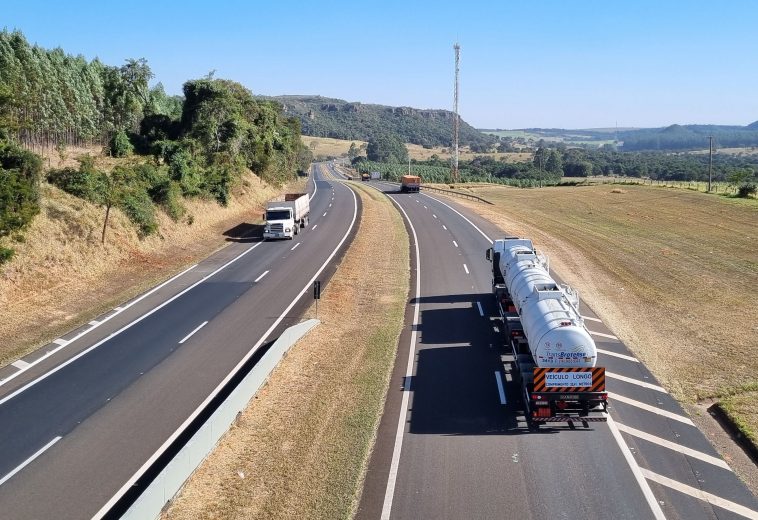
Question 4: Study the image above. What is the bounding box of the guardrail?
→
[419,185,494,204]
[121,319,320,520]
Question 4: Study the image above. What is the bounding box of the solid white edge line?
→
[421,193,493,244]
[380,195,422,520]
[254,270,270,283]
[179,321,208,345]
[608,392,695,425]
[607,416,668,520]
[0,247,259,407]
[495,371,507,404]
[582,315,602,323]
[476,301,484,317]
[641,469,758,519]
[308,163,318,202]
[0,436,62,487]
[291,242,301,251]
[463,263,469,274]
[92,176,359,520]
[597,348,639,363]
[616,422,731,470]
[0,263,198,389]
[607,371,668,393]
[589,330,618,340]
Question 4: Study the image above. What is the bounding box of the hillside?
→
[264,95,496,150]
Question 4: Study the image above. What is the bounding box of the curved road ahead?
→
[354,178,758,520]
[0,163,359,519]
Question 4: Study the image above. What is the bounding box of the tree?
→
[347,141,359,160]
[366,133,408,163]
[545,150,563,175]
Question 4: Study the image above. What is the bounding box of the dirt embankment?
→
[162,182,409,519]
[0,149,296,367]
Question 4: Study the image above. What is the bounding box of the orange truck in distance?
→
[400,175,421,193]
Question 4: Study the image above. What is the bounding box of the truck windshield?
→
[266,210,291,220]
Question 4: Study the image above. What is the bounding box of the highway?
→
[0,163,360,519]
[355,178,758,520]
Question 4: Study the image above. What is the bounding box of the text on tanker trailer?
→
[487,238,608,426]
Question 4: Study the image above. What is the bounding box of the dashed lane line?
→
[589,330,618,340]
[597,348,639,363]
[608,392,695,426]
[291,242,301,251]
[0,436,62,487]
[641,469,758,519]
[463,264,470,274]
[179,321,208,344]
[453,240,458,248]
[607,372,668,393]
[254,270,269,283]
[616,422,730,470]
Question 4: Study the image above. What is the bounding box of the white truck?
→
[487,238,608,427]
[263,193,310,240]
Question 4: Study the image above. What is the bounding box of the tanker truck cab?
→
[489,238,608,428]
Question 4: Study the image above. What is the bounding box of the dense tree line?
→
[620,124,758,151]
[0,30,181,151]
[265,95,497,150]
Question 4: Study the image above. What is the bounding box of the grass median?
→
[162,182,409,519]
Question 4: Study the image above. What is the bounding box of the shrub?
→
[0,246,14,265]
[1,140,42,240]
[109,130,134,157]
[119,189,157,237]
[737,184,757,198]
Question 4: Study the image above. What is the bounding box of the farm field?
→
[440,184,757,438]
[301,136,366,159]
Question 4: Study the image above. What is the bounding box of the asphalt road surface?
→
[0,163,360,519]
[356,179,758,520]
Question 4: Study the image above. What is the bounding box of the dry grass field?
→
[441,184,757,432]
[301,136,366,159]
[162,182,409,520]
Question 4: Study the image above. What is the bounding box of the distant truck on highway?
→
[487,237,608,427]
[263,193,310,240]
[361,172,370,181]
[400,175,420,193]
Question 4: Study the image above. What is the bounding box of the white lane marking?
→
[381,194,422,520]
[589,330,618,340]
[421,193,493,244]
[597,348,639,363]
[52,339,69,346]
[308,164,318,201]
[179,321,208,344]
[616,422,731,470]
[415,199,420,203]
[88,320,100,326]
[495,372,507,404]
[0,263,198,389]
[113,306,124,311]
[329,203,332,208]
[312,224,318,230]
[291,242,301,251]
[443,225,447,230]
[0,246,260,406]
[582,315,602,323]
[607,372,668,393]
[0,436,62,487]
[323,212,327,217]
[453,240,458,248]
[423,205,428,209]
[463,263,469,274]
[254,270,270,283]
[476,301,484,317]
[11,360,30,370]
[433,214,438,219]
[608,392,695,425]
[607,416,667,520]
[94,180,360,520]
[641,468,758,519]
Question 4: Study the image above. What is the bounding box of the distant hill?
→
[263,95,496,150]
[619,123,758,151]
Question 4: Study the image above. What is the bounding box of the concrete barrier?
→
[121,319,320,519]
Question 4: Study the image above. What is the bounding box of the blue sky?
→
[3,0,757,128]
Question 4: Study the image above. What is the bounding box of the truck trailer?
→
[263,193,310,240]
[400,175,420,193]
[487,238,608,426]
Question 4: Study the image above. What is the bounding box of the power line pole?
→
[452,43,460,183]
[708,135,713,192]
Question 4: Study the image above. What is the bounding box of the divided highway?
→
[356,179,758,520]
[0,163,360,519]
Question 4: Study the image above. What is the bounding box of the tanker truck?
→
[486,238,608,426]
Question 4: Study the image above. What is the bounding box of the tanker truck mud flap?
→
[528,367,608,426]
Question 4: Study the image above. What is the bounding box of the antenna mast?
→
[452,43,460,183]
